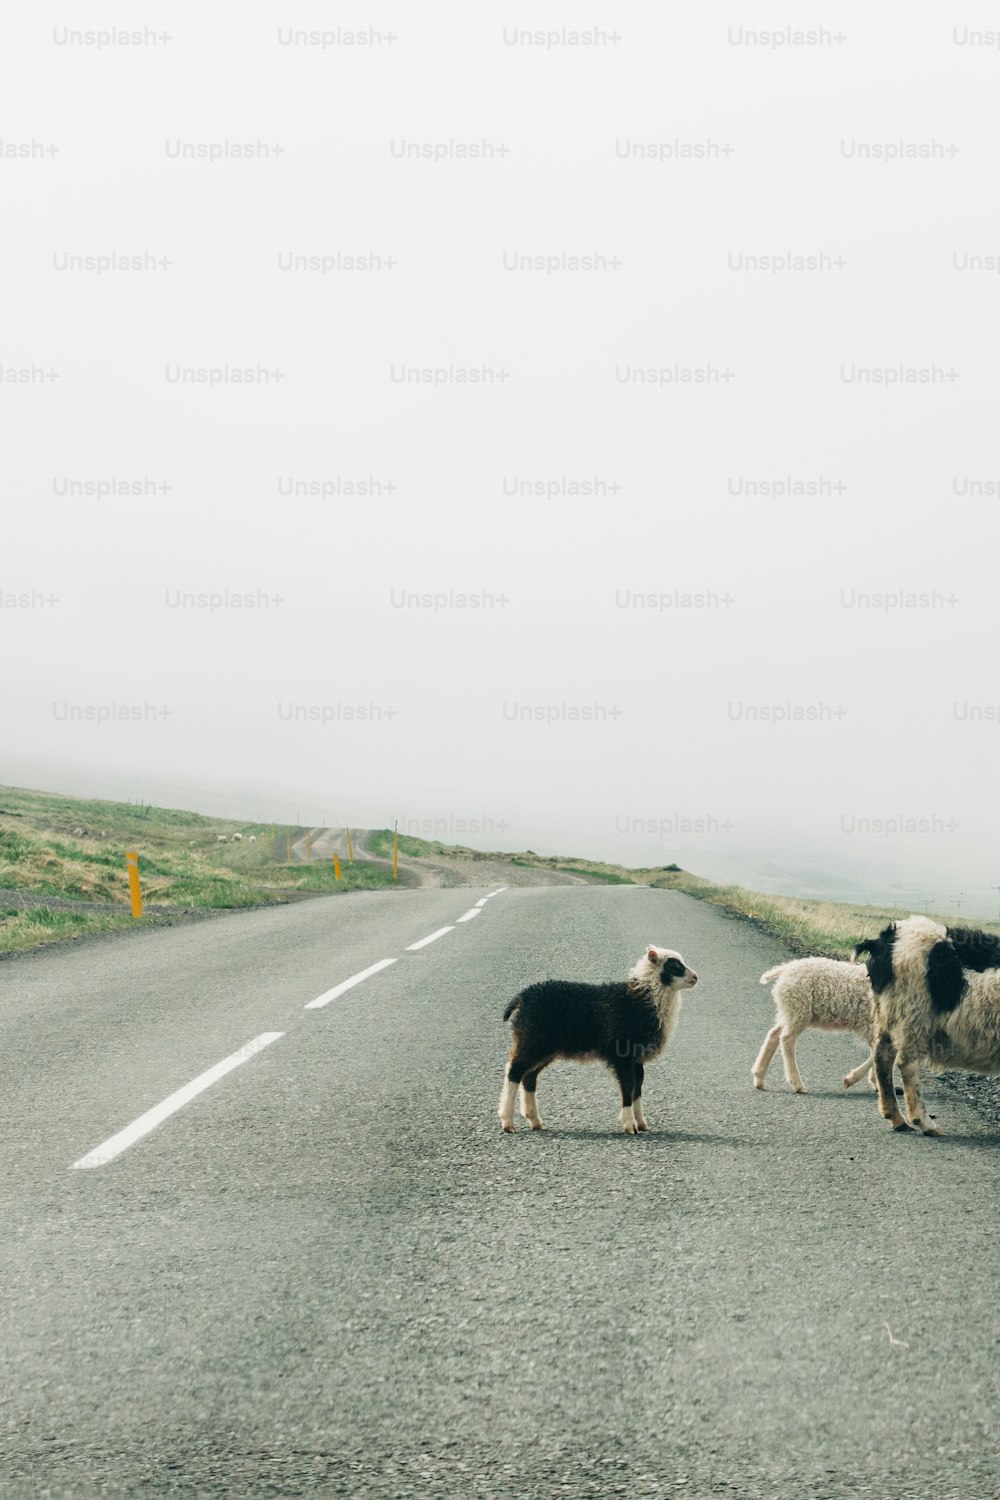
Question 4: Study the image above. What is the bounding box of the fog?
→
[4,3,999,916]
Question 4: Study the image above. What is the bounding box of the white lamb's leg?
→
[631,1097,647,1131]
[780,1028,806,1093]
[752,1023,783,1088]
[844,1050,876,1089]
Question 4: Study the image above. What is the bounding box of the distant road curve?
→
[289,828,589,889]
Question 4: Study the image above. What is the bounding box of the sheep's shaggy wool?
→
[753,957,876,1093]
[855,916,1000,1134]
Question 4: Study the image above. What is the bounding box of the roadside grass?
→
[368,829,456,860]
[0,787,403,955]
[0,905,138,955]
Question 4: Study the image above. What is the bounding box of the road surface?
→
[1,887,997,1497]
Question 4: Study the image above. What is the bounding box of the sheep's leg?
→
[613,1059,639,1134]
[898,1054,940,1136]
[499,1048,537,1132]
[518,1065,547,1130]
[631,1063,648,1131]
[874,1030,911,1130]
[752,1024,782,1089]
[844,1050,876,1089]
[780,1028,807,1093]
[498,1059,518,1132]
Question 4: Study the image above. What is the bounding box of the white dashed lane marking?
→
[305,958,396,1010]
[406,926,455,951]
[71,1031,285,1170]
[71,892,507,1168]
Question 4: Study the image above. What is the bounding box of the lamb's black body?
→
[506,979,669,1064]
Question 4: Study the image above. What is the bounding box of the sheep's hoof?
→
[636,1120,649,1132]
[528,1119,544,1131]
[752,1078,765,1090]
[623,1123,638,1135]
[794,1086,807,1095]
[891,1119,914,1132]
[500,1121,516,1134]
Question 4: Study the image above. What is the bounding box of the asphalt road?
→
[1,887,998,1498]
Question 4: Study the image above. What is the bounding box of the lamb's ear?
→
[927,940,966,1014]
[646,946,659,963]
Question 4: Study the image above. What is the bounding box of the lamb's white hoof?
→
[635,1120,649,1132]
[500,1120,516,1134]
[527,1118,543,1131]
[753,1076,765,1091]
[793,1087,806,1095]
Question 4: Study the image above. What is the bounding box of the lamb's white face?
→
[645,945,698,989]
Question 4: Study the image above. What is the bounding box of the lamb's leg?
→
[780,1028,807,1093]
[518,1066,546,1131]
[631,1063,647,1131]
[898,1054,940,1136]
[844,1050,876,1089]
[613,1059,638,1134]
[752,1023,782,1089]
[874,1030,911,1130]
[499,1052,532,1133]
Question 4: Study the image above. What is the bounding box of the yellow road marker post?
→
[393,822,398,881]
[333,854,341,880]
[125,849,143,918]
[346,828,354,863]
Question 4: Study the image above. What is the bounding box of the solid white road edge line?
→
[305,957,397,1010]
[406,926,455,951]
[71,1031,285,1170]
[456,909,481,922]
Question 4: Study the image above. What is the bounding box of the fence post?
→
[393,821,398,881]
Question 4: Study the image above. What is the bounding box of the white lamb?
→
[753,957,877,1093]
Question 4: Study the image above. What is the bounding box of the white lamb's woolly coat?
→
[753,957,877,1092]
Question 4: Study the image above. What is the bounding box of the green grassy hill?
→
[3,784,996,961]
[0,786,396,954]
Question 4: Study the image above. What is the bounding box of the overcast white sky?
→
[3,3,1000,914]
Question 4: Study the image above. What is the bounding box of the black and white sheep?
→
[753,957,877,1093]
[498,945,698,1134]
[854,916,1000,1134]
